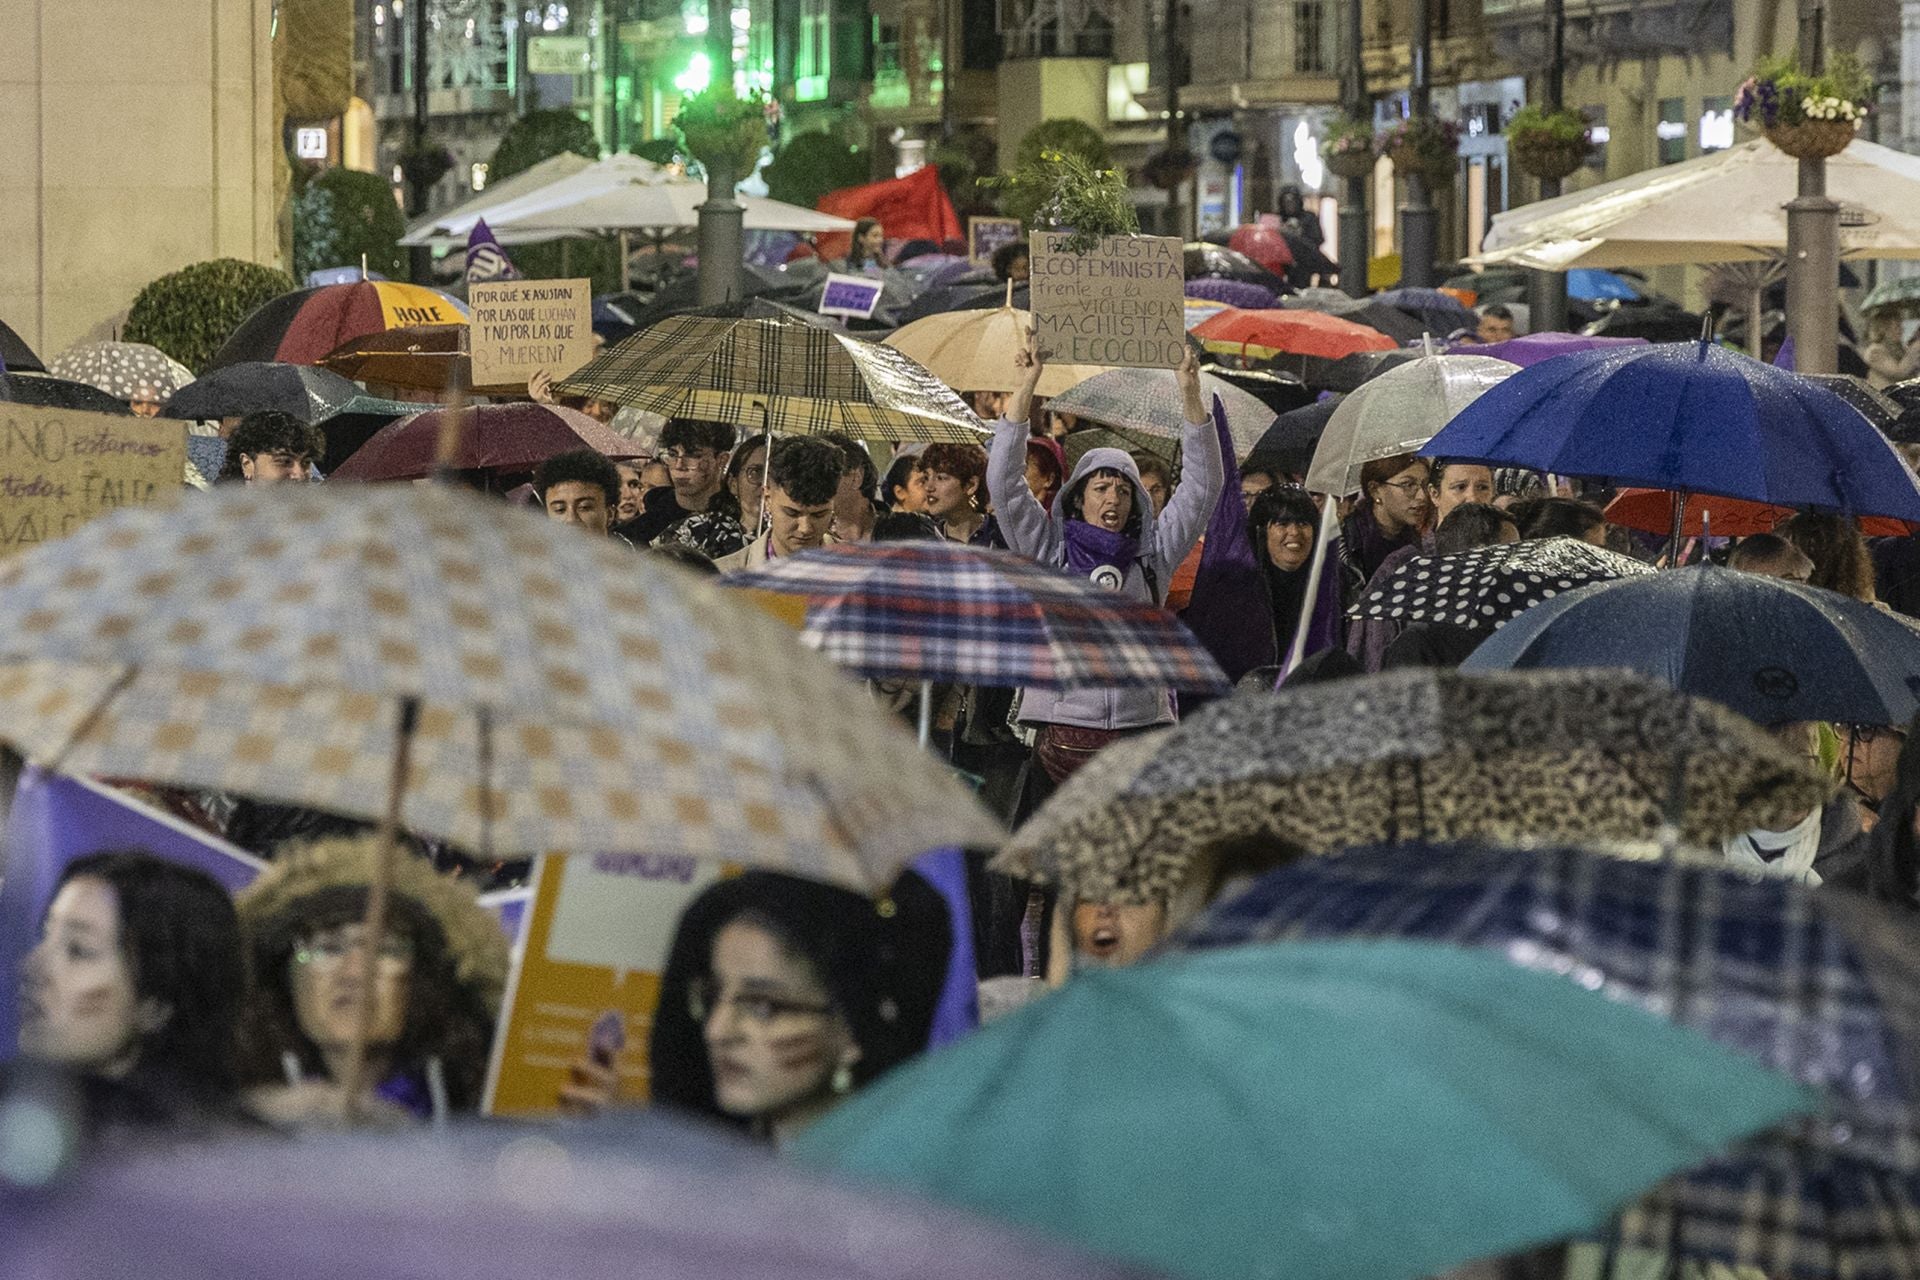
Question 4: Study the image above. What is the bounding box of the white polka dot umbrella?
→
[1351,536,1655,631]
[46,341,193,405]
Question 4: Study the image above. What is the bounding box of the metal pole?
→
[1784,0,1839,373]
[1398,0,1436,288]
[1524,0,1571,332]
[408,0,432,283]
[1164,0,1187,239]
[708,0,731,92]
[1338,0,1371,297]
[697,157,745,304]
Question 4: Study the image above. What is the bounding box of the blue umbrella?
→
[1566,268,1641,301]
[1169,841,1920,1279]
[1462,563,1920,726]
[1422,340,1920,522]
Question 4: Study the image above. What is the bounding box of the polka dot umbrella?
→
[1350,536,1654,632]
[45,341,192,406]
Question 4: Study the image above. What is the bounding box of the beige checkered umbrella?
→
[554,313,989,444]
[0,484,1003,890]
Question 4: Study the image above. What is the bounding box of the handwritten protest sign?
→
[468,277,594,389]
[483,851,728,1116]
[818,273,885,320]
[1030,232,1187,368]
[0,407,184,556]
[968,216,1024,266]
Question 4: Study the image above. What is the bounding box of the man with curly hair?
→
[714,436,842,572]
[533,449,621,537]
[215,411,324,486]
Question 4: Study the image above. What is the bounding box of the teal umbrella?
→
[1862,275,1920,316]
[793,938,1812,1280]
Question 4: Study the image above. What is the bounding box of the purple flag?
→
[911,848,979,1048]
[1773,335,1796,370]
[1177,394,1278,690]
[0,768,265,1056]
[465,218,521,285]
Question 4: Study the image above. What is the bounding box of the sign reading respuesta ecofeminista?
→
[468,277,594,389]
[0,407,184,556]
[1029,232,1187,369]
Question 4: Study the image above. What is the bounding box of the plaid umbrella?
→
[558,314,988,443]
[1306,352,1518,496]
[1171,841,1920,1278]
[990,668,1832,903]
[724,541,1229,691]
[1043,369,1277,459]
[331,404,648,482]
[0,484,1002,888]
[884,305,1112,398]
[45,342,192,404]
[1351,536,1655,630]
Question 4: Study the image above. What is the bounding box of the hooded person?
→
[233,835,510,1129]
[647,870,951,1147]
[991,341,1223,784]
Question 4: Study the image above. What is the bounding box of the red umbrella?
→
[1605,488,1913,539]
[330,403,645,482]
[1228,225,1295,276]
[1192,308,1400,361]
[206,282,468,370]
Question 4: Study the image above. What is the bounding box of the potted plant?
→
[1141,147,1199,194]
[675,83,772,179]
[981,149,1138,253]
[1377,116,1462,185]
[1734,53,1874,160]
[1505,106,1594,181]
[1321,116,1378,180]
[397,141,456,190]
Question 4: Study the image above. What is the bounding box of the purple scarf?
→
[1064,519,1141,591]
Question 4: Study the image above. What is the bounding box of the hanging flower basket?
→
[398,143,455,189]
[1143,148,1199,193]
[1763,119,1858,160]
[1505,107,1594,181]
[676,85,772,177]
[1377,116,1462,185]
[1321,117,1378,179]
[1734,54,1873,161]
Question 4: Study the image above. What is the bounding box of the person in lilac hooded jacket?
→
[992,341,1222,783]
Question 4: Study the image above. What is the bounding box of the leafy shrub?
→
[123,258,298,373]
[293,167,407,280]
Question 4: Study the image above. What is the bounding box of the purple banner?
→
[818,273,884,319]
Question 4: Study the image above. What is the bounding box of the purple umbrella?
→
[1469,333,1650,367]
[0,1112,1158,1280]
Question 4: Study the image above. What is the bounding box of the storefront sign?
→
[527,35,592,75]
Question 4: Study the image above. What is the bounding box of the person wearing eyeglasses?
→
[647,870,950,1146]
[1340,454,1432,586]
[616,418,736,546]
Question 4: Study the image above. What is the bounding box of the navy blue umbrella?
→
[1372,287,1476,336]
[1462,564,1920,726]
[1423,340,1920,522]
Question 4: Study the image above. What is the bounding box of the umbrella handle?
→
[339,695,421,1122]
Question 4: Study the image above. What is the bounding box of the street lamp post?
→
[1524,0,1571,332]
[1784,0,1840,373]
[408,0,432,283]
[697,155,745,304]
[1338,0,1370,297]
[1398,0,1436,287]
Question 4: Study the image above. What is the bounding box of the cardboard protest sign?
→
[468,277,594,389]
[482,851,728,1116]
[0,407,184,556]
[967,216,1024,266]
[818,273,885,320]
[1029,232,1187,369]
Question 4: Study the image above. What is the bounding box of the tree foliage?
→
[123,258,298,373]
[763,132,869,208]
[293,167,408,280]
[1015,118,1109,171]
[488,109,602,183]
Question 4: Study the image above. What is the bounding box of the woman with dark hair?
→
[17,851,250,1133]
[1248,486,1338,657]
[839,218,889,271]
[1777,510,1878,602]
[1518,496,1608,546]
[649,870,951,1146]
[234,835,511,1127]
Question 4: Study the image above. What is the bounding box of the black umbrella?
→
[1279,229,1336,287]
[1582,302,1704,342]
[1881,378,1920,444]
[0,320,45,374]
[1184,244,1289,294]
[894,280,1028,325]
[1282,296,1430,346]
[0,374,131,414]
[1243,397,1341,477]
[604,267,812,331]
[164,362,411,424]
[1199,366,1316,415]
[1799,373,1910,442]
[1353,537,1654,631]
[1306,347,1425,393]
